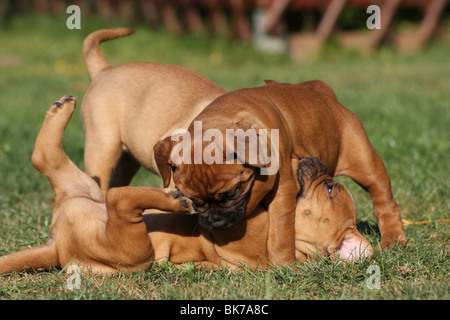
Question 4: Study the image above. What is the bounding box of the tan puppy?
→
[81,28,226,195]
[0,97,371,274]
[154,80,406,265]
[295,157,372,261]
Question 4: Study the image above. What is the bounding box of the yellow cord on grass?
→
[402,219,450,226]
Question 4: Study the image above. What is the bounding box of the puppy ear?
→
[223,121,275,169]
[154,136,175,188]
[264,79,278,85]
[297,157,327,197]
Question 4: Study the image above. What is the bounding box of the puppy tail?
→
[0,244,58,274]
[83,27,135,80]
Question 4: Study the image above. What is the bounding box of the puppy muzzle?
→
[197,202,246,230]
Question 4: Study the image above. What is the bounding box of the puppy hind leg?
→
[357,154,406,249]
[336,123,406,248]
[31,96,77,175]
[0,244,57,274]
[32,96,103,202]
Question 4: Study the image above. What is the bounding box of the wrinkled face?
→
[173,162,255,230]
[294,158,373,262]
[154,121,271,231]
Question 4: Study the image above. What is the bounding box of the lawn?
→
[0,14,448,300]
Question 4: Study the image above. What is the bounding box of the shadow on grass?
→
[357,220,380,237]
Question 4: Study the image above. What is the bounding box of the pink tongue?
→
[336,237,370,260]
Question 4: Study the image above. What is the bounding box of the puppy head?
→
[154,121,273,230]
[294,158,373,262]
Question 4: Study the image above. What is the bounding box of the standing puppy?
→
[81,28,226,194]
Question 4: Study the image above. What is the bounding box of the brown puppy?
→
[81,28,226,195]
[154,80,406,265]
[0,97,371,274]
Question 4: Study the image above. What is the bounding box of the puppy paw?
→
[179,196,197,214]
[48,95,76,113]
[165,188,197,214]
[298,157,327,179]
[166,188,183,199]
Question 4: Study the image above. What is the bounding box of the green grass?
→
[0,14,449,300]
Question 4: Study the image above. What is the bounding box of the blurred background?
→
[1,0,449,57]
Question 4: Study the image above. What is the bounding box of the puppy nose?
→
[208,212,228,228]
[210,213,225,223]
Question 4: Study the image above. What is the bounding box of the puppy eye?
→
[325,181,333,197]
[223,183,241,200]
[220,188,237,201]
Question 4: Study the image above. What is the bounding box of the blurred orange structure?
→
[1,0,448,56]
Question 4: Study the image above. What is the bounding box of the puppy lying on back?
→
[0,97,372,274]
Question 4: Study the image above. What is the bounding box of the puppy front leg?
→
[106,186,197,217]
[265,180,297,265]
[102,186,197,270]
